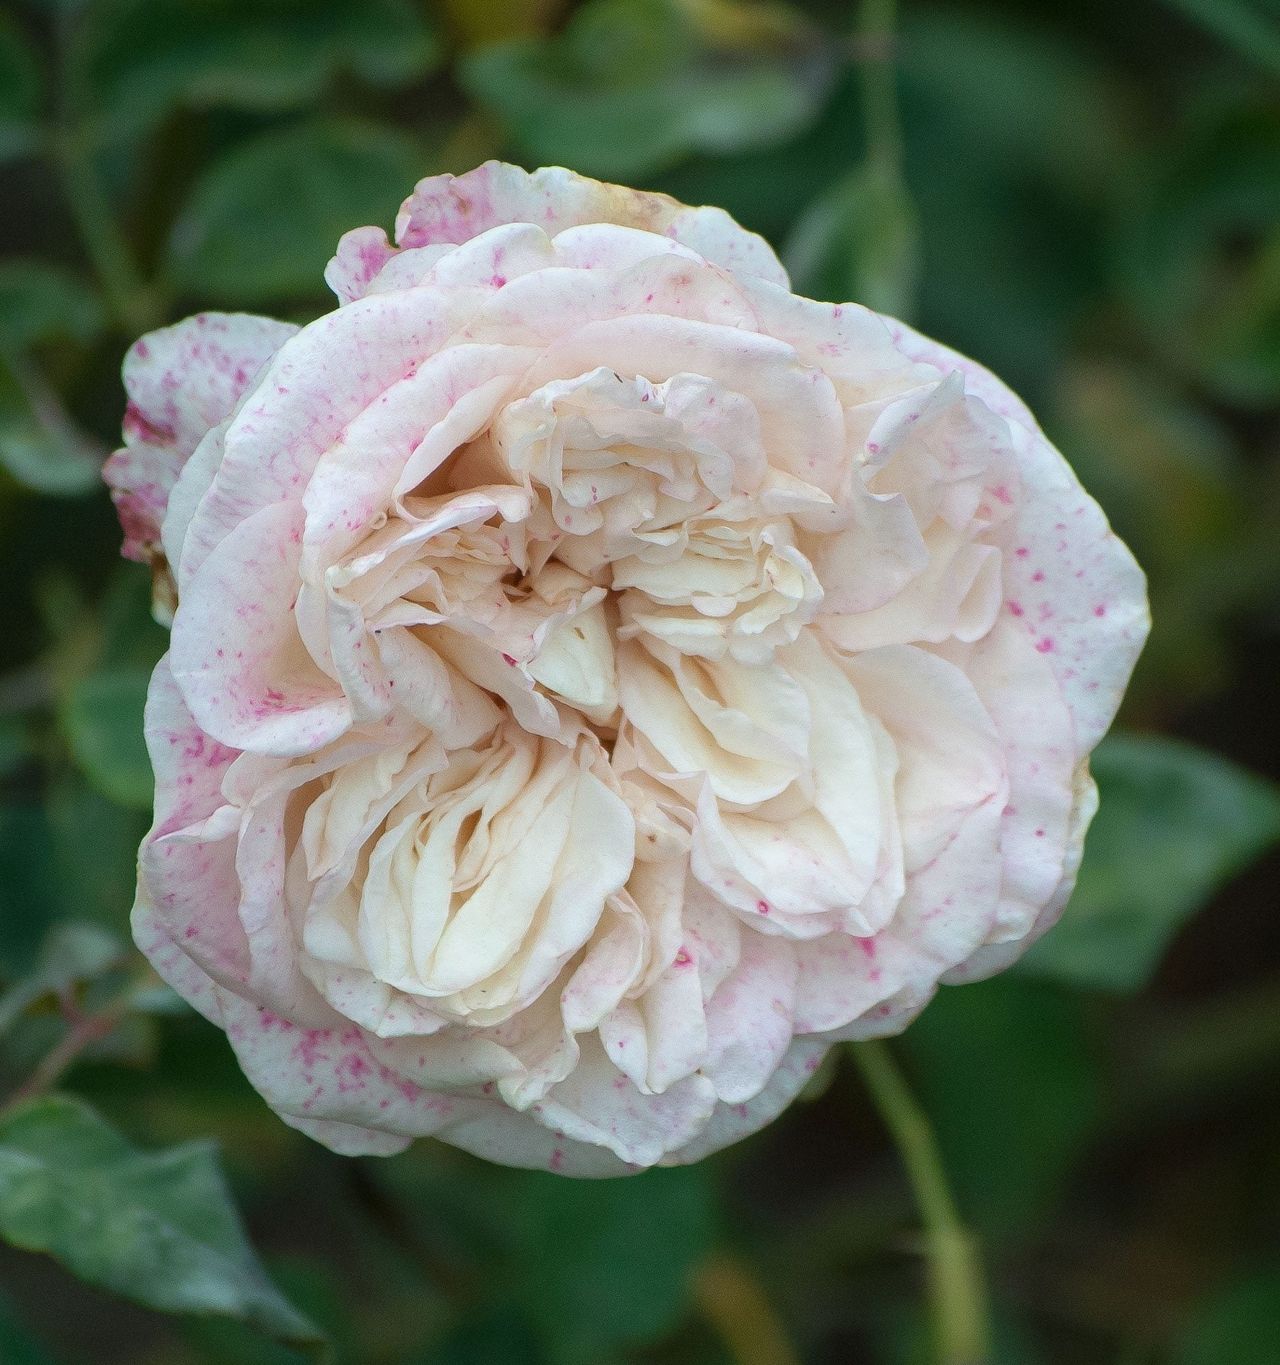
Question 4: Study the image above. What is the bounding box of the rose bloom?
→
[106,163,1148,1174]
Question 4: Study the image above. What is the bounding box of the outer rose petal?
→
[132,657,249,1006]
[662,1038,829,1166]
[170,501,350,755]
[326,161,789,302]
[882,317,1150,750]
[104,313,296,563]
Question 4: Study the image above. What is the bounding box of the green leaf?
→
[784,160,921,317]
[46,777,151,932]
[166,118,428,305]
[1177,1269,1280,1365]
[460,0,836,180]
[655,69,864,246]
[0,1095,324,1350]
[180,1253,357,1365]
[1022,735,1280,993]
[0,425,103,497]
[900,976,1101,1241]
[511,1164,714,1365]
[0,12,41,163]
[0,262,105,351]
[897,8,1125,198]
[69,0,440,145]
[95,565,170,671]
[62,666,153,809]
[0,921,125,1036]
[1118,97,1280,407]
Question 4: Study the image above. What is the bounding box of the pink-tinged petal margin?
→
[104,313,296,563]
[882,316,1150,751]
[327,162,790,304]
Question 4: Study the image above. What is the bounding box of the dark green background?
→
[1,1,1279,1361]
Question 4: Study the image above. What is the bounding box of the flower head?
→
[108,163,1148,1173]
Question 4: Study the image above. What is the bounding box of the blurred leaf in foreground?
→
[166,118,428,306]
[0,1095,325,1352]
[69,0,440,144]
[1021,734,1280,993]
[461,0,836,180]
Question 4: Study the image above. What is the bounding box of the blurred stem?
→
[0,993,134,1117]
[695,1253,801,1365]
[50,6,160,337]
[345,1162,475,1307]
[856,0,902,177]
[1160,0,1280,80]
[51,135,160,337]
[1,344,106,462]
[853,1041,991,1365]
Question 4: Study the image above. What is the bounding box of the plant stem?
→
[852,1040,991,1365]
[1,996,132,1117]
[695,1253,801,1365]
[856,0,902,177]
[52,134,159,337]
[50,5,160,336]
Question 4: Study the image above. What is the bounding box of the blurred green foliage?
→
[0,0,1278,1362]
